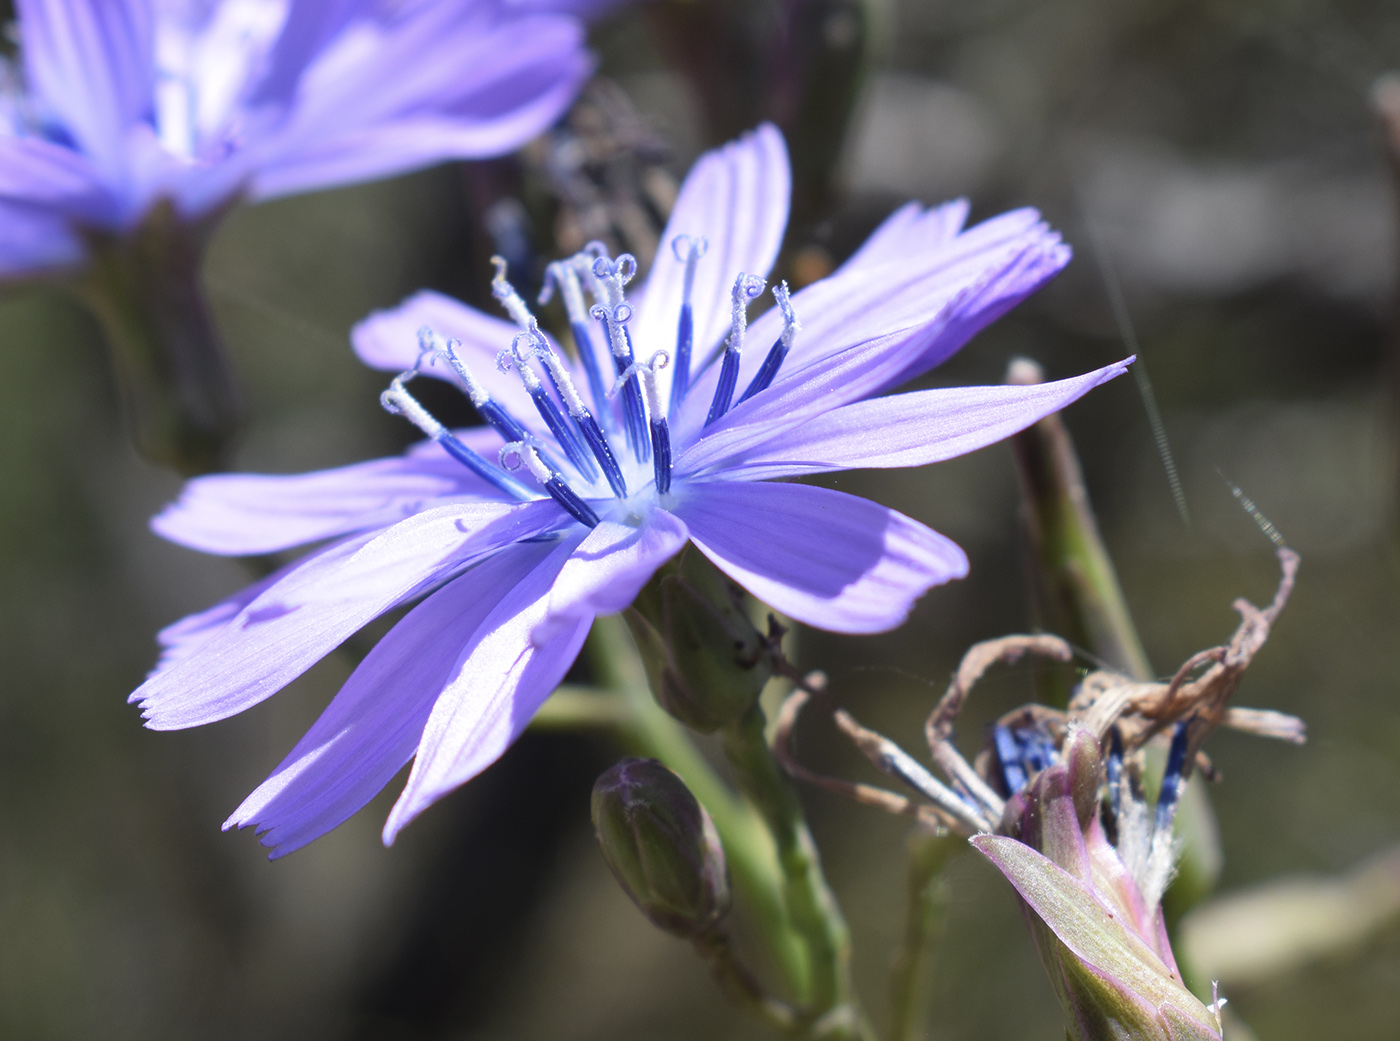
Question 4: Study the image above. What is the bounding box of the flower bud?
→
[973,730,1224,1041]
[591,757,732,938]
[625,549,772,733]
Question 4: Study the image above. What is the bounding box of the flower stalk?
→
[78,203,243,474]
[720,703,871,1040]
[887,828,958,1041]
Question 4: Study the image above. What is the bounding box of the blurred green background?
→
[2,0,1399,1038]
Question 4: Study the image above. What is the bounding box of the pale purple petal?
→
[690,359,1133,481]
[673,208,1068,439]
[631,123,789,400]
[249,9,589,199]
[0,136,109,215]
[382,511,689,843]
[224,538,559,859]
[837,198,970,272]
[675,232,1072,450]
[675,481,967,634]
[131,499,564,730]
[247,0,368,109]
[16,0,154,171]
[149,535,371,679]
[151,452,514,555]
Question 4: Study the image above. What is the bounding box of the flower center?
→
[379,239,801,526]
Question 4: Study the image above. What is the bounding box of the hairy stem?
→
[720,703,872,1040]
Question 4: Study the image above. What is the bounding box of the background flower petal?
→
[16,0,155,173]
[676,481,967,634]
[248,8,589,199]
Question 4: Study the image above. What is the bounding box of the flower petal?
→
[674,481,967,634]
[673,207,1068,440]
[149,537,370,680]
[131,499,564,729]
[249,8,589,199]
[151,451,514,556]
[837,198,970,271]
[224,538,560,859]
[631,124,789,399]
[382,511,689,843]
[16,0,154,171]
[688,359,1132,480]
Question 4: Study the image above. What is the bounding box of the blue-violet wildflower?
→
[0,0,593,277]
[133,125,1131,856]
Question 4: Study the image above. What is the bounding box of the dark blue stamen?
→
[651,418,671,494]
[993,725,1028,796]
[705,274,766,427]
[577,412,627,497]
[1153,721,1192,839]
[594,303,650,462]
[571,320,613,421]
[668,234,706,412]
[435,433,532,500]
[705,350,741,426]
[545,476,600,528]
[738,282,798,405]
[615,325,652,462]
[737,333,788,404]
[508,346,600,484]
[671,302,693,411]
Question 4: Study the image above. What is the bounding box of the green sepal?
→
[624,547,772,733]
[972,835,1220,1041]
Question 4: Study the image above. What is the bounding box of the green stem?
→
[78,201,243,475]
[1007,358,1152,689]
[887,830,957,1041]
[720,704,871,1040]
[586,617,811,1000]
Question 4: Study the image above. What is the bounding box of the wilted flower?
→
[132,123,1129,856]
[973,728,1227,1041]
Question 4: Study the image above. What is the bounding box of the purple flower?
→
[0,0,592,278]
[133,124,1131,857]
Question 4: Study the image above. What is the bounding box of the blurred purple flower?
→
[132,124,1129,857]
[0,0,593,278]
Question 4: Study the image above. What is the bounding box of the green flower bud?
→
[624,548,772,733]
[591,757,732,938]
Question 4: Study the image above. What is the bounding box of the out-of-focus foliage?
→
[2,0,1399,1038]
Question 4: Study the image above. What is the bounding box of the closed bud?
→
[591,757,732,938]
[625,548,772,733]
